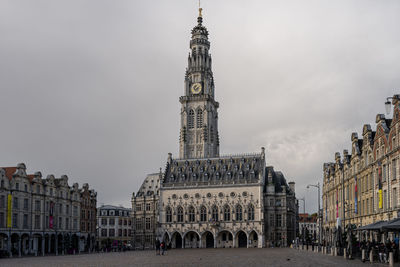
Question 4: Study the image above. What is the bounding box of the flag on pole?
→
[325,195,328,221]
[354,176,358,214]
[7,194,12,228]
[336,190,339,218]
[378,162,383,209]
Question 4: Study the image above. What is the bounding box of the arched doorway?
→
[248,231,258,248]
[237,231,247,248]
[0,233,8,253]
[21,234,30,255]
[217,231,233,248]
[57,234,63,254]
[64,235,71,254]
[71,234,79,253]
[50,234,56,253]
[172,232,182,249]
[184,231,200,248]
[162,233,170,249]
[202,231,214,248]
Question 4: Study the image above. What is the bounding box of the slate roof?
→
[162,153,265,187]
[265,167,291,193]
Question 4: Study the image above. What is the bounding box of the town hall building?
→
[132,8,298,249]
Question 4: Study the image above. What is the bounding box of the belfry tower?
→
[179,8,220,159]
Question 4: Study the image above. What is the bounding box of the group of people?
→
[155,240,167,255]
[361,240,399,263]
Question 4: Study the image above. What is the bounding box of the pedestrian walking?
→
[161,241,166,255]
[155,239,161,255]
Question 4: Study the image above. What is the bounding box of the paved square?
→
[0,248,369,267]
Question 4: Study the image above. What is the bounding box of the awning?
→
[357,220,386,231]
[357,218,400,231]
[382,218,400,230]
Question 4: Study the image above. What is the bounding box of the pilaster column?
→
[29,235,33,254]
[55,237,58,256]
[48,236,51,253]
[18,237,21,257]
[259,235,264,248]
[213,237,217,248]
[8,234,12,258]
[42,236,45,256]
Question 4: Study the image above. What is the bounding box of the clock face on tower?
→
[191,83,202,95]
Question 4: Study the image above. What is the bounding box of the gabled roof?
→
[1,167,17,181]
[27,174,35,182]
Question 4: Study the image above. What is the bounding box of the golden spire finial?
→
[198,0,202,17]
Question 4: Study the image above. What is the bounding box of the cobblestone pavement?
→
[0,248,388,267]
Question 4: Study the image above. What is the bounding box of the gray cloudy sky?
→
[1,0,400,213]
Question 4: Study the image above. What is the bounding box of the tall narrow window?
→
[248,204,255,221]
[188,110,195,129]
[393,188,398,208]
[200,206,207,222]
[166,207,172,222]
[188,206,195,222]
[212,205,218,221]
[196,109,203,128]
[210,126,214,142]
[236,205,243,221]
[177,206,184,222]
[223,205,230,221]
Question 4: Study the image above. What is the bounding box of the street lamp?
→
[307,182,321,247]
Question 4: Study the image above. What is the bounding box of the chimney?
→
[288,182,295,193]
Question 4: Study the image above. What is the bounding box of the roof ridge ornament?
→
[197,0,203,25]
[198,0,202,17]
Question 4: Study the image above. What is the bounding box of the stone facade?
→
[97,205,132,249]
[79,183,97,252]
[322,94,400,238]
[131,173,160,250]
[0,163,96,257]
[131,9,298,249]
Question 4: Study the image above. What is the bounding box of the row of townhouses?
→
[0,163,97,257]
[323,94,400,240]
[96,205,132,249]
